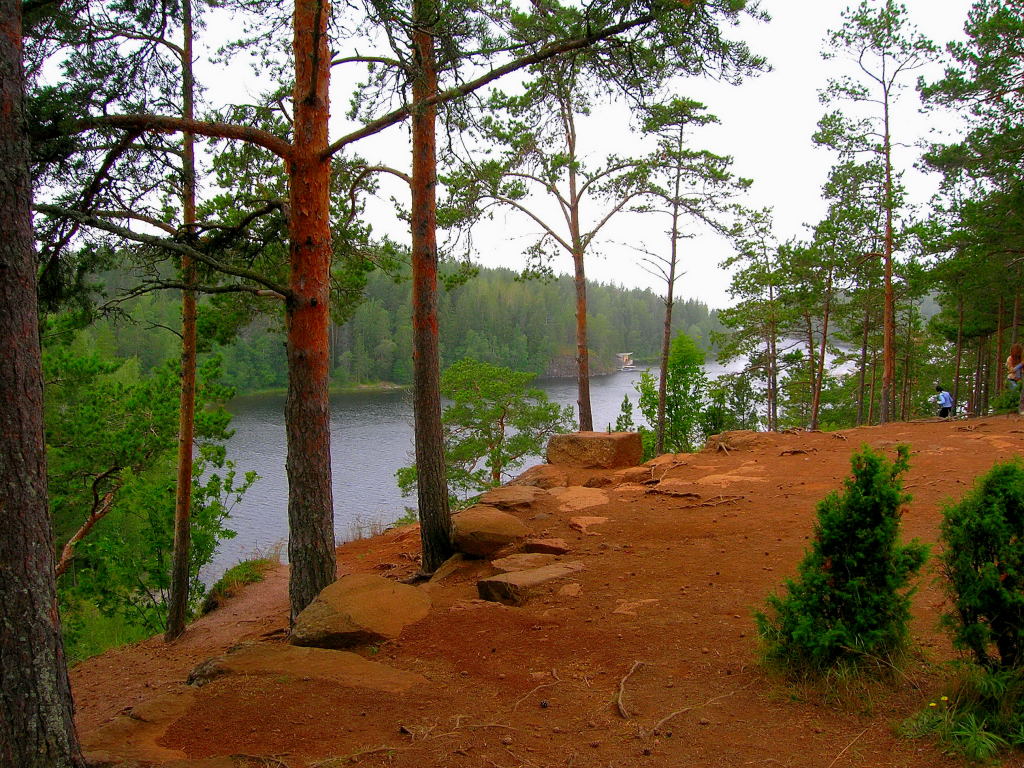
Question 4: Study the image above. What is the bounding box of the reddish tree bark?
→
[167,0,197,641]
[0,0,84,761]
[953,297,964,416]
[879,91,896,424]
[410,0,453,574]
[284,0,337,619]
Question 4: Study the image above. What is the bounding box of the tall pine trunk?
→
[996,296,1005,395]
[879,86,896,424]
[856,302,870,425]
[564,104,592,431]
[656,125,684,453]
[410,0,452,573]
[953,297,964,414]
[0,0,84,761]
[285,0,336,620]
[166,0,197,641]
[809,286,831,431]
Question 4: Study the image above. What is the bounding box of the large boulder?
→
[451,504,530,556]
[290,573,430,649]
[547,431,642,469]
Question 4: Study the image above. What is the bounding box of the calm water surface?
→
[208,365,730,579]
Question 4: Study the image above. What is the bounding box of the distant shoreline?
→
[229,381,409,402]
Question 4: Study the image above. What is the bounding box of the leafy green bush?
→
[940,460,1024,670]
[756,445,927,674]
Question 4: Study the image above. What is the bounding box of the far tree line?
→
[80,266,723,392]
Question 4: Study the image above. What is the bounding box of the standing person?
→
[935,385,954,419]
[1007,343,1023,389]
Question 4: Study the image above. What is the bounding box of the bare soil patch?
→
[72,417,1024,767]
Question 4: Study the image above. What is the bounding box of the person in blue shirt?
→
[935,385,954,419]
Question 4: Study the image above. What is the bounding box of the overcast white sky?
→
[479,0,976,309]
[205,0,977,309]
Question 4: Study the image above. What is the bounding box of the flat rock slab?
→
[82,686,196,763]
[491,552,558,573]
[190,644,427,693]
[569,516,609,534]
[480,485,550,510]
[612,466,657,485]
[547,432,642,468]
[478,561,586,605]
[548,486,609,513]
[452,504,530,556]
[523,537,571,555]
[291,572,431,648]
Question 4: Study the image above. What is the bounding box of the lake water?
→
[208,363,731,579]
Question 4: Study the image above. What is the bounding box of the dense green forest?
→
[76,266,723,392]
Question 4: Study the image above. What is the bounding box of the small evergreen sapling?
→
[940,460,1024,669]
[756,445,927,672]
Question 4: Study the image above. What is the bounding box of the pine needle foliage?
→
[940,460,1024,670]
[756,444,927,674]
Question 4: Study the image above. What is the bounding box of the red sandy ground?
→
[71,417,1024,768]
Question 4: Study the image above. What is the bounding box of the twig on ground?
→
[511,670,563,711]
[824,725,870,768]
[615,661,646,718]
[311,748,405,768]
[505,746,540,768]
[651,680,756,734]
[231,756,292,768]
[690,495,744,508]
[780,448,817,456]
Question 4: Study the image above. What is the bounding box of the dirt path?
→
[72,417,1024,767]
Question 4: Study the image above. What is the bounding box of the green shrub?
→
[756,444,928,674]
[900,666,1024,762]
[988,387,1020,415]
[201,557,275,614]
[941,460,1024,669]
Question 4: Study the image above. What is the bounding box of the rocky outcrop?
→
[479,485,550,511]
[523,538,571,555]
[477,561,585,605]
[81,686,196,764]
[703,430,778,453]
[451,505,530,556]
[290,573,430,649]
[491,553,558,573]
[547,431,642,468]
[189,643,427,693]
[511,464,571,489]
[548,486,609,512]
